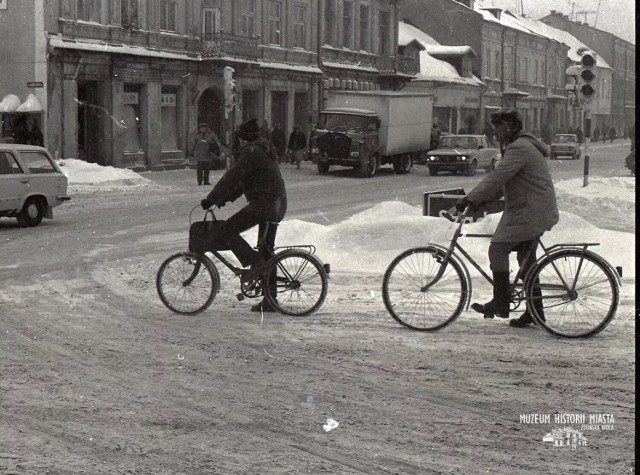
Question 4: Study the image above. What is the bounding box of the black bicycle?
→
[382,207,621,338]
[157,206,329,316]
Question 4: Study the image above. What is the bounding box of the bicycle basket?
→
[189,219,229,253]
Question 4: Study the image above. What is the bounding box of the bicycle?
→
[382,207,621,338]
[156,206,329,317]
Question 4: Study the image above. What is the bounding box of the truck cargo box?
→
[325,91,433,156]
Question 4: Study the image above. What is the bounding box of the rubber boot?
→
[510,278,545,327]
[472,271,510,319]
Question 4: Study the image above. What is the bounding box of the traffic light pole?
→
[583,110,590,187]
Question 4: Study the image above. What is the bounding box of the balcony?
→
[377,55,418,76]
[202,33,259,62]
[320,47,418,76]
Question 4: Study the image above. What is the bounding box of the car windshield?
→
[554,135,577,143]
[317,114,365,133]
[439,136,477,149]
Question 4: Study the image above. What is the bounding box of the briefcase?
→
[188,219,229,253]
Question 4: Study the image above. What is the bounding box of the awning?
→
[17,94,43,112]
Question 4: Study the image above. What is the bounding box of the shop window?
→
[161,87,179,151]
[359,4,369,51]
[77,0,101,22]
[292,5,305,49]
[123,85,142,153]
[241,0,256,37]
[268,1,282,46]
[121,0,140,29]
[160,0,177,32]
[342,1,353,49]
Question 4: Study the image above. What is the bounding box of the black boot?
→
[510,278,545,327]
[251,299,277,313]
[203,168,211,186]
[472,271,510,319]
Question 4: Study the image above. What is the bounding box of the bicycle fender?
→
[274,248,330,278]
[532,248,622,288]
[423,243,473,311]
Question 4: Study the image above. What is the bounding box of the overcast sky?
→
[486,0,636,44]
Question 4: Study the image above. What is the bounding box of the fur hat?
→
[490,109,522,128]
[237,118,261,141]
[198,122,208,128]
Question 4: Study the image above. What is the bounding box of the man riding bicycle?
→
[456,109,559,328]
[200,118,287,313]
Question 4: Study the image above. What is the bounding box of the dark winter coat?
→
[288,129,307,151]
[270,127,287,156]
[466,132,559,243]
[205,138,287,221]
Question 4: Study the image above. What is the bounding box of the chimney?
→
[550,9,556,14]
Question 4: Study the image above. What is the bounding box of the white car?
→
[0,143,70,227]
[426,135,500,176]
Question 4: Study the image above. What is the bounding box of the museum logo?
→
[542,427,588,450]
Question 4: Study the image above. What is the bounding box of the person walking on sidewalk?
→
[191,122,222,185]
[455,109,559,328]
[288,125,307,169]
[270,123,287,163]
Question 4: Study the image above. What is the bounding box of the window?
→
[268,1,282,46]
[324,0,335,45]
[203,8,220,39]
[493,50,500,78]
[342,1,353,48]
[160,0,177,32]
[0,152,22,174]
[123,84,142,153]
[359,4,369,51]
[378,10,389,55]
[77,0,101,22]
[19,152,56,174]
[241,0,256,37]
[292,5,305,48]
[161,86,179,151]
[121,0,139,29]
[485,50,491,77]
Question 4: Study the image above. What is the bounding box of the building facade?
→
[1,0,416,169]
[540,10,636,136]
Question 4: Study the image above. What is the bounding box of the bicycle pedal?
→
[236,293,245,301]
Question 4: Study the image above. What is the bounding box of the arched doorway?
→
[197,88,224,139]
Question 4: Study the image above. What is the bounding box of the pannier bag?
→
[189,219,229,253]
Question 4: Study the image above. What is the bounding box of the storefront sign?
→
[123,92,139,105]
[27,82,44,88]
[161,94,176,107]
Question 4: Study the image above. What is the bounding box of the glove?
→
[455,197,472,213]
[201,198,213,210]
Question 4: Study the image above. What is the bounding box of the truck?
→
[309,90,433,177]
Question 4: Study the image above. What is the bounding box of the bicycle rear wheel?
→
[264,250,328,316]
[526,249,619,338]
[382,247,467,331]
[156,252,220,315]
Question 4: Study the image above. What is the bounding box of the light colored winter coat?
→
[466,132,559,243]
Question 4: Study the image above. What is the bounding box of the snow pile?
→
[58,158,169,193]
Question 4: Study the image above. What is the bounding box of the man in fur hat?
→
[455,109,559,328]
[200,118,287,312]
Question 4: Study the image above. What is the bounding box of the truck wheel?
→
[317,162,330,174]
[428,166,438,176]
[464,160,477,177]
[393,154,413,174]
[359,154,378,178]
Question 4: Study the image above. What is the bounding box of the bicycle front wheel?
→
[264,250,328,316]
[526,249,619,338]
[156,252,220,315]
[382,247,468,331]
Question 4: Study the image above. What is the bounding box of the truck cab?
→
[310,108,381,177]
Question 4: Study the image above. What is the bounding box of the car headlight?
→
[311,147,320,155]
[350,151,360,158]
[428,156,436,161]
[460,156,467,161]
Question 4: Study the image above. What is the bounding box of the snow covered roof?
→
[398,22,483,87]
[399,22,477,57]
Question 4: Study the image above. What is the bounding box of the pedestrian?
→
[270,123,287,163]
[567,126,575,135]
[430,123,441,150]
[260,120,271,141]
[190,122,222,186]
[609,126,616,143]
[288,125,307,169]
[455,109,559,328]
[593,126,600,142]
[602,125,607,143]
[576,127,584,145]
[200,118,287,313]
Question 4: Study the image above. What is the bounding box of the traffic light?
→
[576,48,597,106]
[223,66,236,115]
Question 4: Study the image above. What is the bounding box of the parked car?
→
[550,134,581,160]
[426,135,500,176]
[0,144,70,227]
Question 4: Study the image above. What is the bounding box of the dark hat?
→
[490,109,522,128]
[237,118,261,141]
[198,122,208,128]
